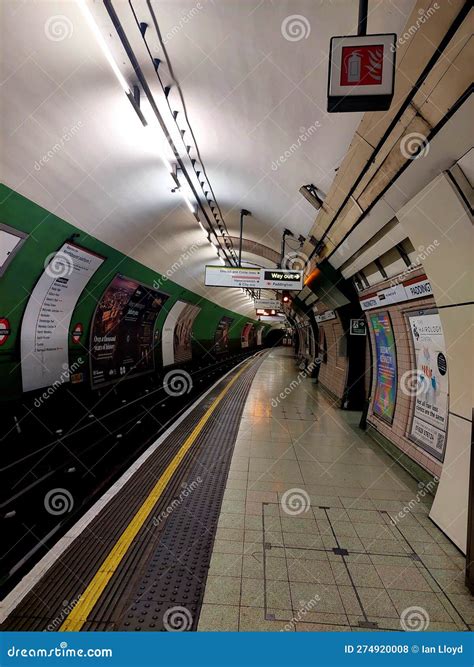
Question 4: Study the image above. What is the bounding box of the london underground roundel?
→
[0,318,11,345]
[71,322,83,344]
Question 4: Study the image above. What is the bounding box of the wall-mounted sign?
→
[254,298,281,310]
[407,310,449,462]
[370,311,397,424]
[90,275,168,388]
[71,322,83,344]
[359,276,433,311]
[260,270,303,290]
[315,310,337,323]
[0,318,11,346]
[162,301,201,367]
[350,319,367,336]
[328,33,396,112]
[21,243,104,392]
[205,265,262,289]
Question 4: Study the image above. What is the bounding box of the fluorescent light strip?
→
[179,189,195,213]
[77,0,130,94]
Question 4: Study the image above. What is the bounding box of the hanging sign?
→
[205,266,303,291]
[205,265,261,289]
[254,298,281,310]
[260,270,303,290]
[327,33,396,112]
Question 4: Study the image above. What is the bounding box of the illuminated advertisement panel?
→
[370,311,397,424]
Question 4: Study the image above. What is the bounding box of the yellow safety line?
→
[60,361,250,631]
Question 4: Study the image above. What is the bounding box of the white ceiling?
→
[1,0,415,317]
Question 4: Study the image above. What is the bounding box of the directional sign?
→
[205,265,262,289]
[328,33,396,112]
[254,298,281,310]
[260,270,303,290]
[205,266,303,291]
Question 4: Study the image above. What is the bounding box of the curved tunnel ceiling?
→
[1,0,415,318]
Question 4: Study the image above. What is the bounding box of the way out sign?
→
[328,34,396,112]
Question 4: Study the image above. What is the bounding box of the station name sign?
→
[359,277,433,311]
[205,266,303,291]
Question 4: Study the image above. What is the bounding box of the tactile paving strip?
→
[1,353,266,631]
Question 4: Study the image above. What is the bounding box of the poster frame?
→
[404,306,449,463]
[369,310,398,426]
[89,273,169,389]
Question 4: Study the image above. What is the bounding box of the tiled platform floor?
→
[198,349,473,632]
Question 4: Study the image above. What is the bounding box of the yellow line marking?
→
[60,361,251,631]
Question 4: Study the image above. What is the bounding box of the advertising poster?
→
[241,322,254,349]
[214,316,233,354]
[256,326,264,346]
[90,275,168,387]
[370,312,397,423]
[407,310,449,461]
[162,301,201,366]
[21,243,104,392]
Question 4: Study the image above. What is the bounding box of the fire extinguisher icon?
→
[346,50,361,83]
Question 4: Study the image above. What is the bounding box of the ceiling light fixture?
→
[77,0,130,94]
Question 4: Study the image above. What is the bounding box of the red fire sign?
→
[340,45,384,86]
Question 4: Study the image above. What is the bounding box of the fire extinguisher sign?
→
[327,33,396,113]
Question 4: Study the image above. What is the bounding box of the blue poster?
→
[370,311,397,423]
